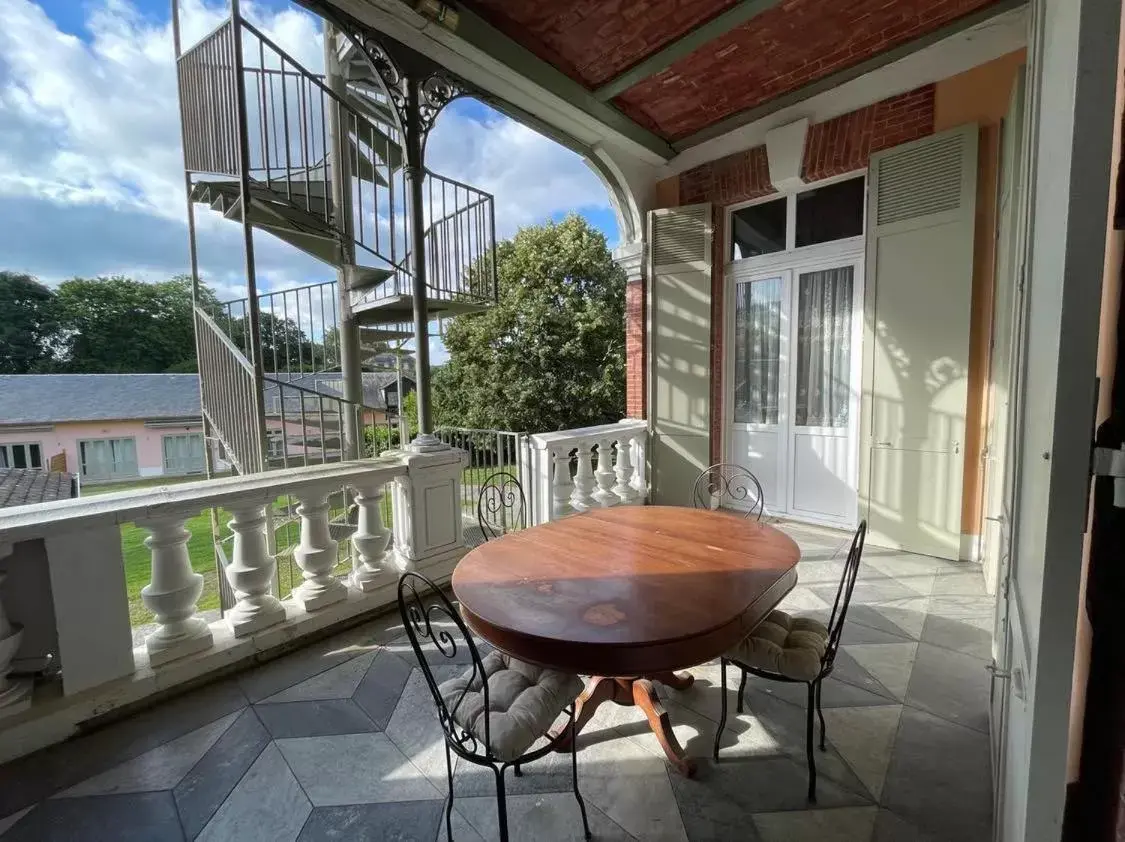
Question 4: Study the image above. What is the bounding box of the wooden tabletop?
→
[452,506,800,675]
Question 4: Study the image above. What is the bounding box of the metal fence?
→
[434,428,529,541]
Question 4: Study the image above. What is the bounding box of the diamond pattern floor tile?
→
[259,651,377,704]
[821,705,903,800]
[196,743,310,842]
[842,643,918,701]
[298,801,445,842]
[1,792,184,842]
[453,792,635,842]
[753,805,878,842]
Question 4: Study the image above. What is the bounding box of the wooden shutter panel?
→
[862,124,978,559]
[648,203,713,506]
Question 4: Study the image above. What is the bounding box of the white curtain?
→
[734,278,782,424]
[795,267,853,427]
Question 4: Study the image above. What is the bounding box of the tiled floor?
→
[0,522,995,841]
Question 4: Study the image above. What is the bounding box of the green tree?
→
[0,272,59,373]
[434,215,625,433]
[54,275,217,373]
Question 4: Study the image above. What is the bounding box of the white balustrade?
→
[291,485,348,611]
[593,438,619,507]
[138,515,215,664]
[530,420,649,525]
[0,561,32,718]
[570,443,597,511]
[225,499,288,637]
[350,481,393,592]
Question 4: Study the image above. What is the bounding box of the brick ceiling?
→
[459,0,1005,142]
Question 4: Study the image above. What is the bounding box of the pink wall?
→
[0,419,203,480]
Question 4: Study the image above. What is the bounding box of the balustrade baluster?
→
[630,433,648,499]
[137,515,214,665]
[570,442,597,511]
[292,486,348,610]
[613,436,640,504]
[0,567,31,716]
[551,449,574,520]
[225,500,287,636]
[350,481,393,592]
[593,438,620,507]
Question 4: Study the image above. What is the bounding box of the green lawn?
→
[84,476,354,627]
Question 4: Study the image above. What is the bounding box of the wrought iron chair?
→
[692,463,766,520]
[712,520,868,802]
[397,572,591,842]
[476,470,527,541]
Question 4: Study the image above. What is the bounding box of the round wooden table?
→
[451,505,800,776]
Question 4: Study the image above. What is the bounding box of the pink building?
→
[0,374,206,484]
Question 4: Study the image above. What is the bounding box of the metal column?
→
[405,77,432,437]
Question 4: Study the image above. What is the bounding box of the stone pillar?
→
[0,545,31,718]
[137,515,214,666]
[225,499,287,637]
[570,442,597,512]
[613,436,640,504]
[291,485,348,611]
[593,438,619,507]
[350,480,394,593]
[615,241,646,420]
[390,445,468,582]
[550,450,574,522]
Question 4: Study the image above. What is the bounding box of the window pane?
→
[0,448,8,469]
[12,446,26,469]
[734,278,782,424]
[795,177,865,248]
[730,198,786,260]
[29,444,41,468]
[795,266,854,427]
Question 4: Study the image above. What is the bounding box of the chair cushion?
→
[439,651,583,761]
[726,610,829,682]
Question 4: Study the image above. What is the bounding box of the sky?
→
[0,0,619,361]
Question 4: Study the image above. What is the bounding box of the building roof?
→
[0,374,202,425]
[0,468,78,509]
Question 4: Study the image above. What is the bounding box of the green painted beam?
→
[446,4,676,160]
[593,0,781,102]
[673,0,1027,151]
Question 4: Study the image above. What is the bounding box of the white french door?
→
[727,246,864,527]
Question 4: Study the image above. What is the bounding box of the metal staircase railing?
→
[194,305,265,475]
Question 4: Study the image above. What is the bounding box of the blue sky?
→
[0,0,618,360]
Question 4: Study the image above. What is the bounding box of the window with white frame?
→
[0,442,43,470]
[78,438,138,481]
[162,433,205,475]
[729,175,866,262]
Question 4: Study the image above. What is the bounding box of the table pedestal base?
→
[554,672,697,777]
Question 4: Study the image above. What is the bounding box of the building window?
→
[730,197,787,260]
[733,277,783,425]
[78,438,138,481]
[795,176,865,248]
[162,433,205,475]
[0,443,42,470]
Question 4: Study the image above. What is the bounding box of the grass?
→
[84,475,357,627]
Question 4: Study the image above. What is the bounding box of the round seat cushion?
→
[725,609,829,682]
[439,651,583,761]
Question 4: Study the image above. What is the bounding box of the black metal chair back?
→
[822,520,868,673]
[477,471,527,541]
[692,463,766,520]
[397,572,492,759]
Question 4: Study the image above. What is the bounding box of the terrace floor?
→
[0,522,995,841]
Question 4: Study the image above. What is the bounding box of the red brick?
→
[625,280,646,418]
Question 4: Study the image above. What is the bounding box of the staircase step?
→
[345,265,396,294]
[355,324,413,340]
[352,293,492,325]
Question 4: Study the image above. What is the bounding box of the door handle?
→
[873,440,893,448]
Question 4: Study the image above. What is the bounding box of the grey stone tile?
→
[750,675,896,710]
[930,568,988,597]
[655,661,734,724]
[921,613,993,661]
[0,792,184,842]
[840,620,916,646]
[881,708,992,842]
[174,708,271,839]
[56,711,241,798]
[298,802,445,841]
[353,649,414,729]
[386,667,464,791]
[820,705,903,800]
[238,644,365,704]
[435,807,486,842]
[255,699,379,739]
[197,743,311,842]
[454,743,575,798]
[903,643,990,733]
[827,648,902,701]
[452,792,635,842]
[0,679,247,816]
[669,755,870,839]
[277,733,444,806]
[753,805,878,842]
[0,807,32,836]
[873,808,955,842]
[260,651,377,704]
[840,643,918,701]
[838,601,930,641]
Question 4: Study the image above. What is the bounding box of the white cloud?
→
[0,0,614,305]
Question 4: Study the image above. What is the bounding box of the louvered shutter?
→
[862,124,978,559]
[648,204,712,506]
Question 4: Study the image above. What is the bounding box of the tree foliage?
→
[433,215,625,433]
[0,271,58,374]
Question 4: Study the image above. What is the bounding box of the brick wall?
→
[659,85,936,460]
[625,281,645,418]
